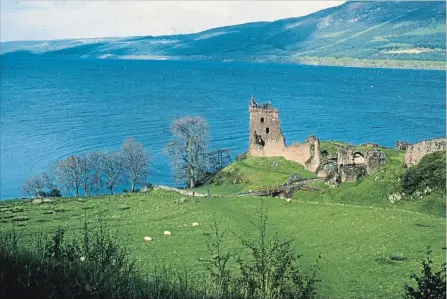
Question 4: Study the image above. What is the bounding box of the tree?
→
[165,116,209,188]
[89,151,105,196]
[78,153,90,197]
[121,137,150,192]
[22,171,58,198]
[22,175,46,198]
[206,149,232,173]
[101,152,125,195]
[56,155,82,197]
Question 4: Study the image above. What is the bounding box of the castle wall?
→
[337,147,386,174]
[404,137,446,166]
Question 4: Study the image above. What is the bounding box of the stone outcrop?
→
[404,137,446,166]
[248,97,322,172]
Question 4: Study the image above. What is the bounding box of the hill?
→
[0,146,445,298]
[1,1,445,70]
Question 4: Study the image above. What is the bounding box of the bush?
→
[401,151,446,195]
[404,248,446,299]
[204,199,321,299]
[0,222,143,299]
[48,189,62,198]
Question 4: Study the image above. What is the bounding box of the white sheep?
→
[163,231,172,236]
[144,236,153,242]
[192,222,200,227]
[286,198,292,203]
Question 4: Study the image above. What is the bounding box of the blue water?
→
[1,54,445,199]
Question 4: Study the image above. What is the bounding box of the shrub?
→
[404,248,446,299]
[48,189,62,198]
[401,151,446,195]
[236,199,320,299]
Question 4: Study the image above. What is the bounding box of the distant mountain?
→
[1,1,445,69]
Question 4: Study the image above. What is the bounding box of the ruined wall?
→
[337,147,387,174]
[404,137,446,166]
[247,98,321,172]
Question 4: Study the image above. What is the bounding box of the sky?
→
[1,1,345,42]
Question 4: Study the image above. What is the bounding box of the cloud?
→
[0,1,345,42]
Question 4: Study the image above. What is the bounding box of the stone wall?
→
[336,146,387,174]
[404,137,446,166]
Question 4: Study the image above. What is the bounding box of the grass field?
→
[0,149,445,298]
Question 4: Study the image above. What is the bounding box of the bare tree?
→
[22,171,57,198]
[206,149,232,173]
[56,155,82,197]
[89,151,105,196]
[78,153,90,196]
[121,137,150,192]
[101,152,125,195]
[22,175,46,197]
[165,116,209,188]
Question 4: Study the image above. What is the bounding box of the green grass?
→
[319,140,351,156]
[195,156,316,196]
[0,148,445,298]
[0,191,445,298]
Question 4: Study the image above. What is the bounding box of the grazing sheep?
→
[144,236,153,242]
[163,231,172,236]
[286,198,292,203]
[192,222,200,227]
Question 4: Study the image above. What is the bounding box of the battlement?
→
[249,96,278,112]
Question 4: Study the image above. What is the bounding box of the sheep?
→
[286,198,292,203]
[163,231,172,236]
[192,222,200,227]
[144,236,153,242]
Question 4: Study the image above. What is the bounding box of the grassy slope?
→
[0,147,445,298]
[194,156,316,196]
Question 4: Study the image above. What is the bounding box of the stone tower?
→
[248,96,322,173]
[249,96,285,151]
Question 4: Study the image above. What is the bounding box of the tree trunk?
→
[130,181,135,192]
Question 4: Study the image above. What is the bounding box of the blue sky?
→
[1,1,344,42]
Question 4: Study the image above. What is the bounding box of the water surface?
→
[1,55,445,199]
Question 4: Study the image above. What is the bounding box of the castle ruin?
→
[248,96,322,173]
[404,137,446,166]
[247,97,388,183]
